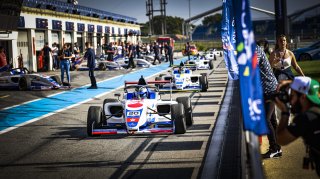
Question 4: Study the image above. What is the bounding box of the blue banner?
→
[232,0,268,135]
[221,0,239,80]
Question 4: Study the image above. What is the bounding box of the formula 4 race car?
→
[155,64,209,92]
[0,66,62,90]
[87,76,193,136]
[184,55,214,70]
[95,55,153,70]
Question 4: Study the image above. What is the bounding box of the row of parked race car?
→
[0,49,219,91]
[0,49,219,136]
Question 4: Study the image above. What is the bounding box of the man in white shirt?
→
[52,43,59,70]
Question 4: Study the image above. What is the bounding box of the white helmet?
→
[137,87,148,98]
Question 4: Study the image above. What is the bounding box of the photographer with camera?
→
[275,76,320,176]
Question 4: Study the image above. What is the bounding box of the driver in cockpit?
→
[136,87,148,99]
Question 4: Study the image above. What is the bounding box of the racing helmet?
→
[137,87,148,98]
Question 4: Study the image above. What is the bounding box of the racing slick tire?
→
[98,62,106,71]
[200,75,208,92]
[171,103,186,134]
[87,106,103,137]
[103,98,119,122]
[209,60,214,69]
[200,73,209,89]
[18,76,31,91]
[50,75,62,85]
[176,97,193,126]
[155,77,163,88]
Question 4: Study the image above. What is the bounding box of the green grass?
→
[292,60,320,81]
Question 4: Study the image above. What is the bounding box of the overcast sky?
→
[75,0,319,23]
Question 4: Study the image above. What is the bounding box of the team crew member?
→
[127,42,135,70]
[60,44,72,87]
[185,42,191,61]
[41,42,52,71]
[164,42,173,67]
[152,42,161,65]
[84,42,97,89]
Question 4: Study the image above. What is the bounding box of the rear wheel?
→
[209,60,214,69]
[18,76,31,91]
[87,106,103,137]
[176,97,193,126]
[155,77,163,88]
[171,103,186,134]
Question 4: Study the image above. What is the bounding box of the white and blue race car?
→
[184,55,214,70]
[0,66,62,90]
[155,66,209,92]
[87,77,193,136]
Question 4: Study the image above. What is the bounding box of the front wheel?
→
[87,106,103,137]
[171,103,186,134]
[50,75,62,85]
[209,60,214,69]
[98,63,106,71]
[200,75,208,92]
[18,76,31,91]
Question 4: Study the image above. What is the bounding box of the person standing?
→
[60,44,72,87]
[41,42,52,71]
[84,42,97,89]
[0,46,7,68]
[256,45,282,159]
[164,42,173,67]
[185,42,191,61]
[269,34,304,82]
[146,43,150,55]
[52,43,59,70]
[115,42,123,58]
[127,42,135,70]
[152,42,161,65]
[73,42,80,56]
[106,42,114,61]
[136,42,141,58]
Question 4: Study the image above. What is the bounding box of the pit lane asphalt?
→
[0,57,228,178]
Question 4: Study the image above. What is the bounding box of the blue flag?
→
[232,0,268,135]
[221,0,239,80]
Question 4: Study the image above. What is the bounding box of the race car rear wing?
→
[125,79,173,101]
[171,64,196,68]
[125,80,171,86]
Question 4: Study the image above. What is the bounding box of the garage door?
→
[52,32,59,44]
[64,32,72,44]
[17,30,29,69]
[35,31,45,51]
